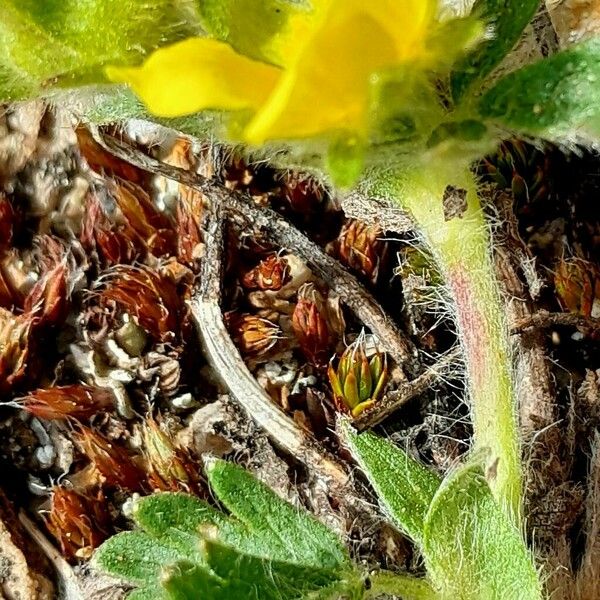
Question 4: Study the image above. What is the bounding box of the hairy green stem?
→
[368,162,520,520]
[365,571,437,600]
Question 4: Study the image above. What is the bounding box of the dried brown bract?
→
[334,219,386,284]
[23,236,70,327]
[176,192,204,266]
[76,126,147,185]
[242,254,290,291]
[142,417,204,495]
[73,425,146,492]
[292,284,331,367]
[0,260,21,309]
[99,265,181,344]
[24,262,69,326]
[111,178,176,258]
[0,309,35,393]
[555,257,600,319]
[46,486,110,561]
[281,174,325,215]
[80,194,136,266]
[0,194,14,252]
[21,384,115,421]
[226,312,282,360]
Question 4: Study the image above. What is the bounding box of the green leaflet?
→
[95,460,364,599]
[93,530,185,586]
[205,458,349,569]
[342,426,441,546]
[162,539,351,600]
[0,0,200,100]
[478,38,600,138]
[422,460,542,600]
[196,0,310,65]
[451,0,540,101]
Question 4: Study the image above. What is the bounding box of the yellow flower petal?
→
[243,0,437,143]
[106,38,281,118]
[267,0,331,67]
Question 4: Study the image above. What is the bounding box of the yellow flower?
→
[107,0,446,144]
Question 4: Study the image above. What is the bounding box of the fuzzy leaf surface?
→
[95,461,362,599]
[343,426,440,546]
[93,530,185,586]
[478,38,600,138]
[162,539,356,600]
[205,459,350,569]
[451,0,540,101]
[0,0,199,100]
[422,460,542,599]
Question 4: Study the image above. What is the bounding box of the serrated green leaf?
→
[206,459,350,569]
[93,531,185,586]
[451,0,540,101]
[343,427,440,546]
[478,38,600,138]
[163,539,355,600]
[0,0,200,100]
[197,0,310,66]
[422,460,542,600]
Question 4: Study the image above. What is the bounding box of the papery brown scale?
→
[281,175,324,215]
[0,194,14,252]
[111,179,176,258]
[555,257,600,318]
[142,417,204,496]
[242,255,290,291]
[0,310,35,394]
[176,191,203,265]
[292,298,330,367]
[226,312,281,359]
[80,195,136,266]
[73,425,146,492]
[22,385,115,421]
[76,127,147,185]
[46,486,110,561]
[100,265,181,343]
[24,262,69,326]
[36,236,65,272]
[336,219,385,284]
[0,265,19,310]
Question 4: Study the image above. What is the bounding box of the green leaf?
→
[196,0,309,65]
[132,492,226,559]
[128,588,168,600]
[95,463,361,600]
[451,0,540,101]
[0,0,200,101]
[163,539,350,600]
[205,459,349,569]
[93,531,184,586]
[343,427,440,546]
[422,459,542,600]
[478,38,600,138]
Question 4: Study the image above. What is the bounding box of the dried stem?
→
[193,196,349,491]
[88,126,416,373]
[354,348,461,430]
[511,310,600,336]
